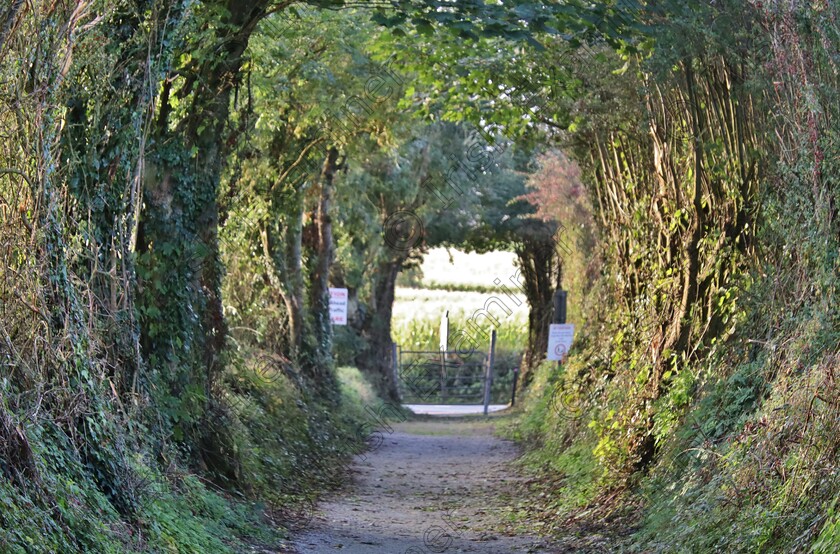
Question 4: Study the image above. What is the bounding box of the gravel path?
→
[292,418,549,553]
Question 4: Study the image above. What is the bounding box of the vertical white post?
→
[439,311,449,402]
[439,310,449,354]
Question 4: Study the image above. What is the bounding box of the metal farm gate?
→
[397,349,490,404]
[395,328,518,413]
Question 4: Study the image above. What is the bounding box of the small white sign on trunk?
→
[329,288,348,325]
[547,323,575,361]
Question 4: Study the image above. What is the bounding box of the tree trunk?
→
[356,257,404,403]
[0,0,24,56]
[515,234,560,387]
[285,207,305,357]
[305,146,340,396]
[138,0,269,436]
[261,204,305,359]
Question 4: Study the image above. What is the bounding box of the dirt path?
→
[292,418,550,553]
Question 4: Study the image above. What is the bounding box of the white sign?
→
[547,323,575,361]
[329,288,348,325]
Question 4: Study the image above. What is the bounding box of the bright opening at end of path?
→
[404,404,509,415]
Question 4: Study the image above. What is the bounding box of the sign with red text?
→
[329,288,348,325]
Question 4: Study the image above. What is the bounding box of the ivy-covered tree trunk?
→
[304,146,341,397]
[60,0,187,397]
[137,0,270,442]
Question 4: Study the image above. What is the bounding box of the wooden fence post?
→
[510,367,519,406]
[439,349,448,403]
[392,342,401,402]
[483,328,496,415]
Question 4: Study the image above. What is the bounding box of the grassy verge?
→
[0,363,387,553]
[500,277,839,552]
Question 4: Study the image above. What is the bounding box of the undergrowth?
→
[0,363,385,553]
[506,3,840,551]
